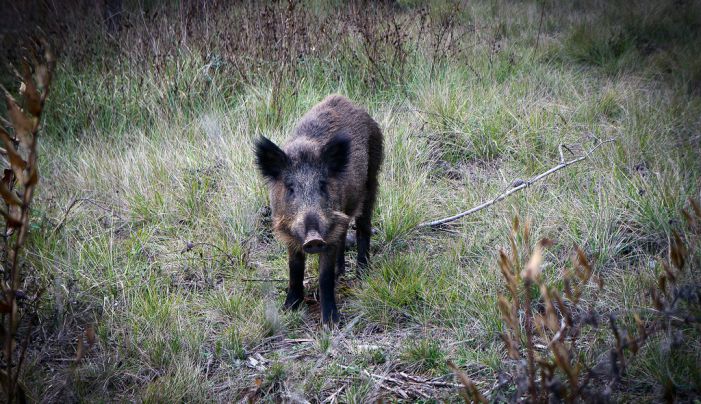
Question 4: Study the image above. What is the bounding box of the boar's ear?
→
[255,136,289,180]
[322,133,350,177]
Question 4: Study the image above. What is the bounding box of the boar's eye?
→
[285,183,295,197]
[319,180,328,196]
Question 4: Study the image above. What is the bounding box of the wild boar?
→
[254,95,383,325]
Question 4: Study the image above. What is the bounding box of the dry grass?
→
[0,0,700,401]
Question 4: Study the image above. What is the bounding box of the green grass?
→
[401,339,448,375]
[5,0,701,401]
[353,253,431,326]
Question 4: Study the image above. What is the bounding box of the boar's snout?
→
[303,230,326,254]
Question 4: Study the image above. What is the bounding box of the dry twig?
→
[418,139,616,228]
[51,196,124,234]
[336,364,464,400]
[241,278,287,282]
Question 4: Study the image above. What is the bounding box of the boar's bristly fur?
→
[254,95,384,325]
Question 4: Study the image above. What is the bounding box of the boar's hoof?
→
[321,302,339,325]
[283,290,304,310]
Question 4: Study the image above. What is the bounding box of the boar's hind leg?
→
[319,248,340,325]
[336,227,347,280]
[284,248,305,310]
[357,126,383,276]
[356,174,379,276]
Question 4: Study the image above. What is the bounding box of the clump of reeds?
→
[451,200,701,402]
[0,41,54,403]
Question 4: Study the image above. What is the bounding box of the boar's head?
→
[255,134,351,254]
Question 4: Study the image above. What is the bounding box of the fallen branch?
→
[417,139,616,228]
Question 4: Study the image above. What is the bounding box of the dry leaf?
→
[0,180,22,206]
[5,94,36,148]
[21,63,42,116]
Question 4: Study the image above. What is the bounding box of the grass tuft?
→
[400,339,447,375]
[354,253,429,327]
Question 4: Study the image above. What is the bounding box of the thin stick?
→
[398,372,463,388]
[322,384,346,404]
[418,138,616,228]
[181,241,246,269]
[535,2,545,51]
[558,144,565,164]
[51,197,90,234]
[337,365,458,399]
[51,196,126,235]
[240,278,287,282]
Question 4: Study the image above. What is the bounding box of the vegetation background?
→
[1,0,700,401]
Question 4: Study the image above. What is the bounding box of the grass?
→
[2,0,700,401]
[400,339,448,375]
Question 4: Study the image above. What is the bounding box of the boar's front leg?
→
[284,247,305,310]
[319,246,340,325]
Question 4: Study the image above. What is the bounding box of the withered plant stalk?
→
[450,201,701,402]
[0,42,54,403]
